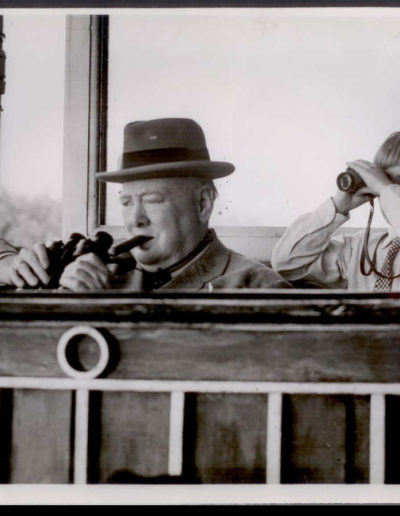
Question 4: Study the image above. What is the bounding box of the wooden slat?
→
[282,395,347,483]
[183,393,267,483]
[91,392,170,483]
[281,395,370,484]
[0,326,68,378]
[0,389,12,482]
[384,395,400,483]
[3,291,400,323]
[9,389,72,483]
[2,324,400,383]
[347,395,370,483]
[105,327,400,383]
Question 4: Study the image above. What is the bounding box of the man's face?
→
[119,177,205,270]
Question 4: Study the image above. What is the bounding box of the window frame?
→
[63,15,108,240]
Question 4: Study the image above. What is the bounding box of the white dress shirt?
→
[271,184,400,290]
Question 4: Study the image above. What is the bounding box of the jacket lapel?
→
[159,237,231,290]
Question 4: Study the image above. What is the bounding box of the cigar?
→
[111,235,153,256]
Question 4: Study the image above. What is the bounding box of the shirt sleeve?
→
[0,239,19,287]
[270,198,350,288]
[379,184,400,238]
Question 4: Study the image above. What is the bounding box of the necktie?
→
[374,236,400,291]
[141,268,172,291]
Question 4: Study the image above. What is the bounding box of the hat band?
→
[122,147,210,169]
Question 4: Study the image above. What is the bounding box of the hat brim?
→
[96,160,234,183]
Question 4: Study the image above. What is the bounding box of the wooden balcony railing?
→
[0,289,400,494]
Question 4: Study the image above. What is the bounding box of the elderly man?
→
[0,118,291,291]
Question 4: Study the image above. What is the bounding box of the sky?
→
[1,9,400,230]
[105,9,400,228]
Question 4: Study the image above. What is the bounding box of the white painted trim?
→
[168,391,185,477]
[369,394,386,484]
[266,393,282,484]
[1,377,400,395]
[1,483,400,505]
[3,319,400,335]
[74,389,89,485]
[62,16,92,238]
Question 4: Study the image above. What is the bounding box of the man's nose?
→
[128,202,149,228]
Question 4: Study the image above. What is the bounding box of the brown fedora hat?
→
[96,118,235,183]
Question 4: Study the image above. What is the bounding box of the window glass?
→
[106,10,400,229]
[0,15,65,245]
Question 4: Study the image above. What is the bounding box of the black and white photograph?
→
[0,0,399,506]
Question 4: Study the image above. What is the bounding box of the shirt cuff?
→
[312,197,348,232]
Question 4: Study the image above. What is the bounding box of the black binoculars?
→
[336,168,365,194]
[44,231,151,289]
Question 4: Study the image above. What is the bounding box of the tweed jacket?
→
[110,235,292,290]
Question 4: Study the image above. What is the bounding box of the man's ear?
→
[197,186,214,223]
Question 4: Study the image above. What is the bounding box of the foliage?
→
[0,187,62,247]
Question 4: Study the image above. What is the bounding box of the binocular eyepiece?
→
[336,168,365,194]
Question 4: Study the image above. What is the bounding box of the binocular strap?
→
[359,199,400,280]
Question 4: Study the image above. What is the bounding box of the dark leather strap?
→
[360,198,400,280]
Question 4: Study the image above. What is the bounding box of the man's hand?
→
[347,159,392,196]
[332,159,392,216]
[59,253,110,291]
[6,244,50,288]
[332,187,374,216]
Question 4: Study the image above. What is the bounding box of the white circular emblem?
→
[57,325,110,379]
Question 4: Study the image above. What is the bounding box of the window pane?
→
[0,15,65,245]
[106,10,400,228]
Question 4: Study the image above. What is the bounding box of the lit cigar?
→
[111,235,153,257]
